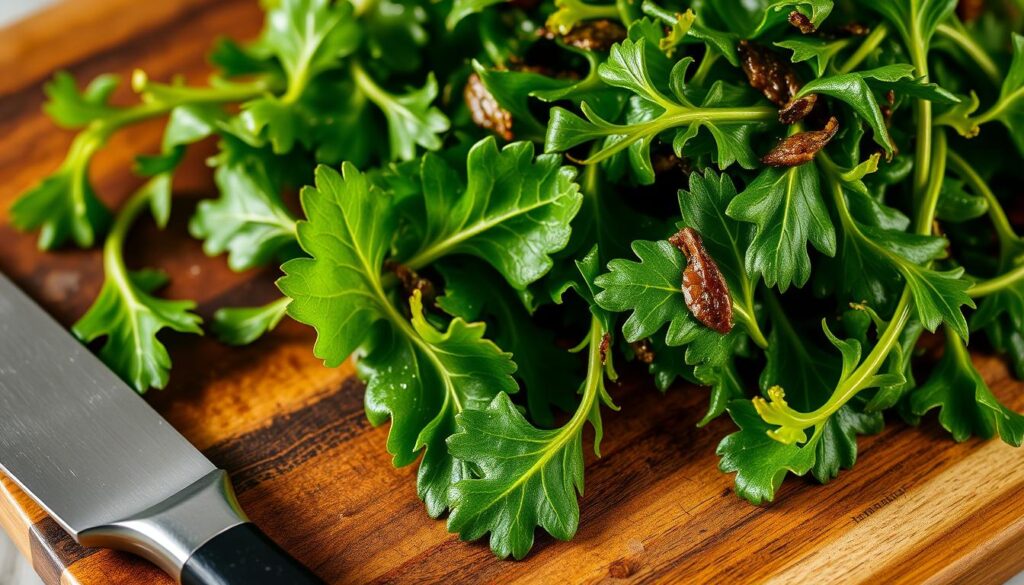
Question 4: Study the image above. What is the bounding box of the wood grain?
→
[0,2,1022,584]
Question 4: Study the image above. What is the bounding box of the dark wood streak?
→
[204,378,370,493]
[29,517,100,585]
[0,0,254,107]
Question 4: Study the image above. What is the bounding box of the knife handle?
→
[180,523,324,585]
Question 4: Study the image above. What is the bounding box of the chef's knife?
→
[0,273,323,585]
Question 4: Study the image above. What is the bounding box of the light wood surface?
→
[0,2,1022,584]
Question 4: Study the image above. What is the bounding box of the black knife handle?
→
[180,523,324,585]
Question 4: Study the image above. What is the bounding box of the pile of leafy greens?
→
[14,0,1024,559]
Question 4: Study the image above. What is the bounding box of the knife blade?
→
[0,273,322,585]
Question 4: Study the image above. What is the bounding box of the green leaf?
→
[716,400,817,505]
[545,39,773,183]
[447,319,609,559]
[972,239,1024,363]
[910,331,1024,446]
[718,310,883,503]
[759,301,883,483]
[726,164,836,292]
[402,139,582,290]
[72,181,202,392]
[437,261,579,427]
[211,297,290,346]
[351,64,451,162]
[964,33,1024,155]
[830,179,973,339]
[546,0,621,35]
[304,77,376,166]
[702,0,833,38]
[361,0,428,74]
[74,269,202,392]
[447,392,584,559]
[135,104,224,177]
[279,163,395,366]
[362,291,518,517]
[189,160,298,271]
[43,71,120,128]
[775,37,851,78]
[209,37,278,78]
[797,65,955,155]
[9,163,111,250]
[471,60,578,142]
[231,0,359,153]
[594,238,741,379]
[239,96,308,154]
[280,162,521,517]
[677,170,760,333]
[261,0,360,92]
[862,0,956,49]
[645,337,696,392]
[935,178,988,223]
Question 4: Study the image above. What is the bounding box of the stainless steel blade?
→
[0,272,216,539]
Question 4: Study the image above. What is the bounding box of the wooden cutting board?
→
[0,1,1022,583]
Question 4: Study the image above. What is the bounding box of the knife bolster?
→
[77,469,248,581]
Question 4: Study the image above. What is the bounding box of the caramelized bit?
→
[788,11,816,34]
[761,117,839,167]
[739,40,815,124]
[668,228,733,334]
[779,94,817,125]
[631,339,656,364]
[739,41,803,107]
[957,0,985,22]
[838,22,871,37]
[542,19,626,52]
[386,261,437,307]
[599,333,611,364]
[465,72,514,141]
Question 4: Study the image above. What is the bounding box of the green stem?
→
[837,23,888,74]
[104,182,159,309]
[350,61,410,122]
[915,131,947,234]
[477,317,606,505]
[757,134,948,436]
[969,86,1024,127]
[733,302,768,349]
[581,106,777,166]
[947,150,1024,298]
[691,50,719,87]
[935,23,1001,86]
[969,263,1024,297]
[133,70,271,106]
[947,150,1017,246]
[56,78,267,227]
[909,31,932,200]
[640,0,675,23]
